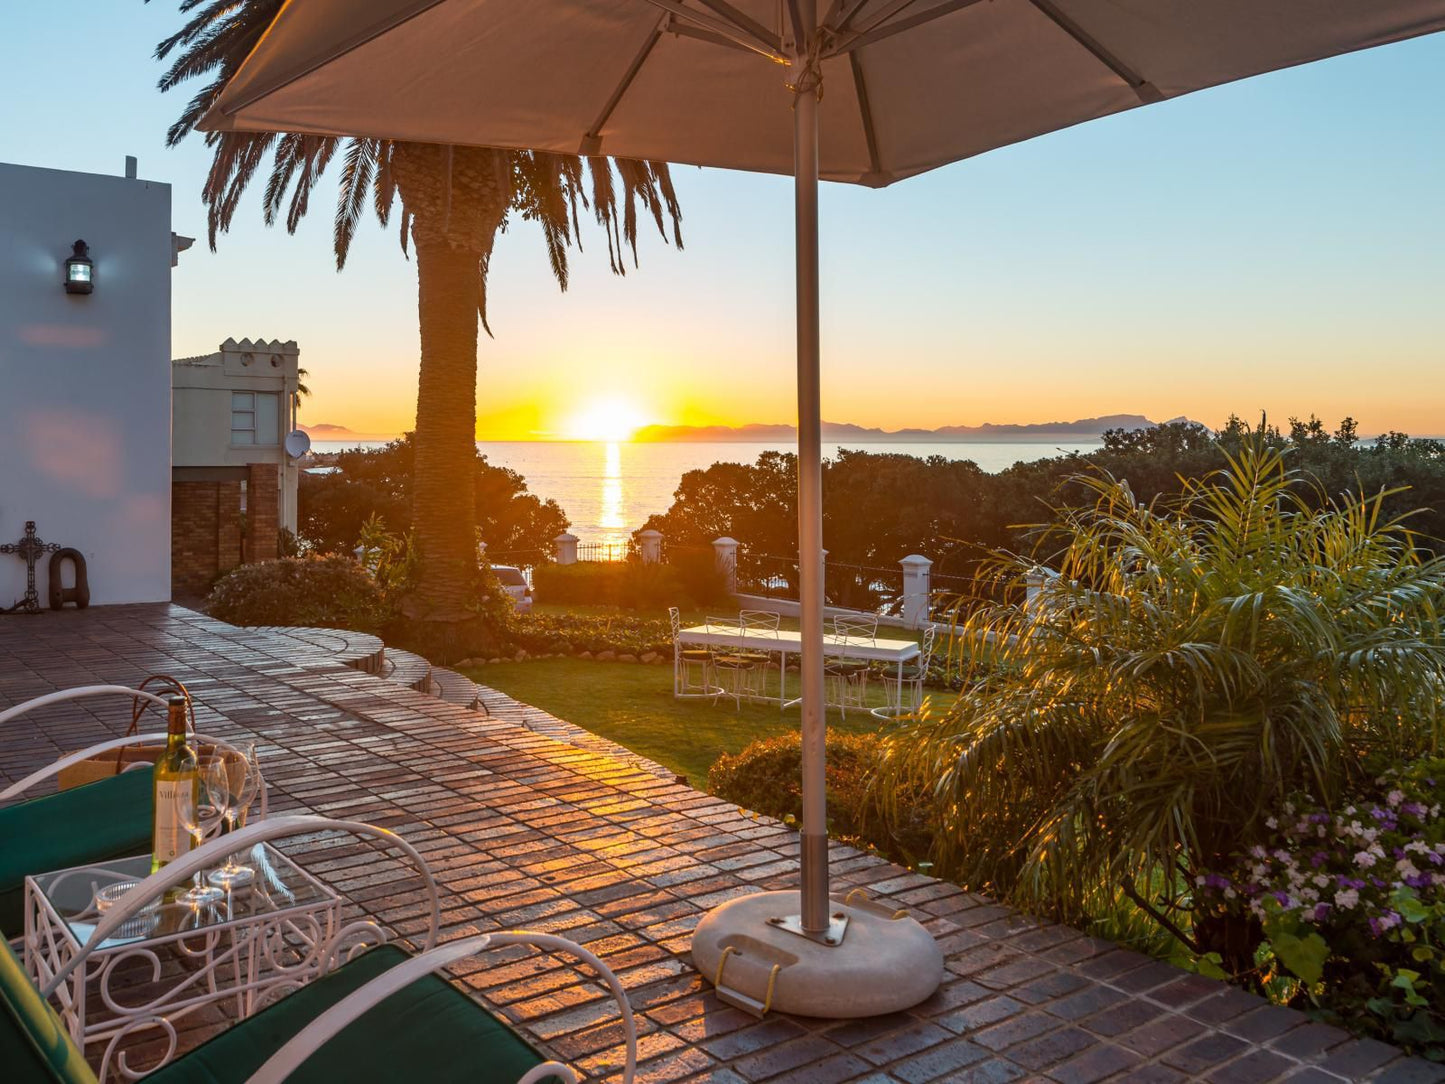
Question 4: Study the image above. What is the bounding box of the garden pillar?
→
[713,536,738,593]
[900,554,933,629]
[555,532,578,566]
[637,529,663,564]
[1025,566,1057,613]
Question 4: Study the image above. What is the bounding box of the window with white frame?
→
[231,392,280,445]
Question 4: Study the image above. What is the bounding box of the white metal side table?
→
[23,844,344,1081]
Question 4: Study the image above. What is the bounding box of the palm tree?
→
[151,0,682,657]
[875,438,1445,970]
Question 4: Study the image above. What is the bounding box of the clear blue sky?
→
[3,4,1442,438]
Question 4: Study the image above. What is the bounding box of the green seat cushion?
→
[714,656,755,669]
[678,649,711,661]
[0,939,97,1084]
[825,661,868,675]
[0,770,154,937]
[147,944,553,1084]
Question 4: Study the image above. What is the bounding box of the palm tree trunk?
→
[391,142,511,657]
[408,234,482,621]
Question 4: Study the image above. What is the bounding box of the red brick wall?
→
[171,481,242,596]
[246,463,280,563]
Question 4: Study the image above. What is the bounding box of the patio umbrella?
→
[204,0,1445,1017]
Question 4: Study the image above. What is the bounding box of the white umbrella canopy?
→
[205,0,1445,1018]
[209,0,1445,186]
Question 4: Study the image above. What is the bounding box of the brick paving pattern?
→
[1,604,1441,1084]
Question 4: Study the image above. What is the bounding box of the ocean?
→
[310,439,1104,548]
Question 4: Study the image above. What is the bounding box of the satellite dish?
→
[284,429,312,459]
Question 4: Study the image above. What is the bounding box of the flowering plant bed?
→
[1200,758,1445,1058]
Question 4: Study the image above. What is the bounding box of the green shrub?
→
[533,562,626,606]
[508,612,672,657]
[875,438,1445,970]
[708,732,933,863]
[532,559,725,610]
[206,556,389,632]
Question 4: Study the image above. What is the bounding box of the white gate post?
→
[713,536,738,593]
[637,529,663,565]
[555,532,578,566]
[900,554,932,628]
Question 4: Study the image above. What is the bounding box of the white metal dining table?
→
[676,622,920,718]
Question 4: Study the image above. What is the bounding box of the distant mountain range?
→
[633,414,1198,443]
[305,415,1206,443]
[300,422,395,441]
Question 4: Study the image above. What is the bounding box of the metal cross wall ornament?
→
[2,521,62,614]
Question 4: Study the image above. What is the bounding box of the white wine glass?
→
[206,745,259,890]
[178,755,224,907]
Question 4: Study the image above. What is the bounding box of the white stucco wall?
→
[0,161,174,606]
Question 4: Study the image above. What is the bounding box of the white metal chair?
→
[16,815,637,1084]
[669,606,717,699]
[706,614,758,709]
[881,625,939,719]
[824,616,874,717]
[737,609,782,703]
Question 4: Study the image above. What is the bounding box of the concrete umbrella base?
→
[691,890,944,1018]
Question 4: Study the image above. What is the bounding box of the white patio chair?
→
[15,815,636,1084]
[823,614,878,716]
[881,625,939,719]
[736,609,782,702]
[669,606,717,699]
[706,614,758,709]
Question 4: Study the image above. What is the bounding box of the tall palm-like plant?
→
[877,439,1445,964]
[151,0,682,656]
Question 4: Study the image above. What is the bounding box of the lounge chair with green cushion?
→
[5,816,635,1084]
[0,686,264,939]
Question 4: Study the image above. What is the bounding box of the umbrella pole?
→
[792,41,829,938]
[690,5,941,1016]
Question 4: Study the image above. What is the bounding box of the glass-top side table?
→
[24,843,344,1082]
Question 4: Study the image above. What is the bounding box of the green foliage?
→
[298,435,568,556]
[206,556,389,632]
[356,513,417,592]
[872,438,1445,951]
[708,732,932,859]
[642,420,1445,591]
[532,559,725,610]
[508,612,673,657]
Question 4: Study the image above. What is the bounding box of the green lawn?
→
[461,656,892,784]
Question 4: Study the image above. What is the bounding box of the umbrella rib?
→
[218,0,451,117]
[693,0,783,51]
[823,0,873,34]
[1027,0,1162,102]
[824,0,985,56]
[642,0,788,60]
[582,22,665,155]
[848,52,883,177]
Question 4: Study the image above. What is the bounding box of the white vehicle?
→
[490,565,533,613]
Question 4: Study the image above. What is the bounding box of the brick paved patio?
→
[2,604,1441,1084]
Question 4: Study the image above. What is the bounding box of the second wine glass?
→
[205,745,259,891]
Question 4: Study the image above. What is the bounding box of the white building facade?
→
[171,339,300,595]
[0,160,179,607]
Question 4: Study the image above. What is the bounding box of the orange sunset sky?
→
[6,9,1443,442]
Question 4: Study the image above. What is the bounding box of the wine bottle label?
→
[153,779,194,865]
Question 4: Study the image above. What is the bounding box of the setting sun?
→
[563,395,646,442]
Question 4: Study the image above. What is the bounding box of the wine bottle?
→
[151,695,199,875]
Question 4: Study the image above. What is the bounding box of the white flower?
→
[1266,816,1278,830]
[1356,850,1378,869]
[1335,888,1360,909]
[1313,874,1330,888]
[1397,859,1420,880]
[1223,887,1237,900]
[1387,790,1405,808]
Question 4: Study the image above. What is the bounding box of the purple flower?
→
[1312,903,1331,922]
[1406,873,1432,889]
[1310,851,1329,868]
[1273,890,1291,906]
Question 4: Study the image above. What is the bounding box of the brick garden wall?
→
[171,481,242,596]
[246,463,279,564]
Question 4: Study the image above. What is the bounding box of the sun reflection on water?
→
[600,442,624,546]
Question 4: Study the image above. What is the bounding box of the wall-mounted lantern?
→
[64,240,94,295]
